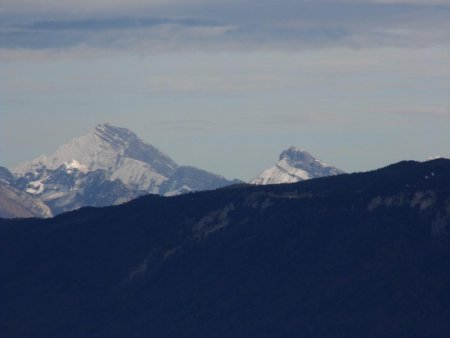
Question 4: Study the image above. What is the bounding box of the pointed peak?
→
[279,147,314,162]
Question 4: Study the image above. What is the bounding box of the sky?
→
[1,0,449,181]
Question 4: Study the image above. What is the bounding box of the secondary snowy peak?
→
[278,147,343,177]
[250,147,344,185]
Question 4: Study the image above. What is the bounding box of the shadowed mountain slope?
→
[1,159,449,337]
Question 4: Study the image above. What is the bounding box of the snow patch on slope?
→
[250,158,311,185]
[26,180,45,195]
[64,160,89,174]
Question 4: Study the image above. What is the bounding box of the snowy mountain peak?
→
[10,124,238,214]
[250,147,344,185]
[14,124,178,185]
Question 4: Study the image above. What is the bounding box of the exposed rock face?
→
[0,181,52,218]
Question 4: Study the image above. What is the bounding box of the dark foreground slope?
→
[1,159,450,338]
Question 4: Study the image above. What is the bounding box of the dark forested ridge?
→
[1,159,450,337]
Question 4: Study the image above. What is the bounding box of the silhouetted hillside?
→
[1,159,449,337]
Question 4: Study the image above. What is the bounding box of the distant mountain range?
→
[0,124,346,217]
[2,123,240,216]
[1,158,449,337]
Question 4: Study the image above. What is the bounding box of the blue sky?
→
[1,0,449,180]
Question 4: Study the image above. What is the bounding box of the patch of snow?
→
[26,180,45,195]
[64,159,90,174]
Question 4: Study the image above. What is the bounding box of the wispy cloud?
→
[0,16,230,50]
[1,1,449,53]
[23,17,221,31]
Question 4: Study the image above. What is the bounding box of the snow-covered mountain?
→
[14,123,178,193]
[250,147,344,185]
[4,128,345,216]
[11,123,239,214]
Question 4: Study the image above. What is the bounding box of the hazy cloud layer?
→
[2,0,450,11]
[1,1,449,53]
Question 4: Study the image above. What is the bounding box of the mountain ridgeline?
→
[1,124,345,217]
[1,159,449,337]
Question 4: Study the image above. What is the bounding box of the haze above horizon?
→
[1,0,449,180]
